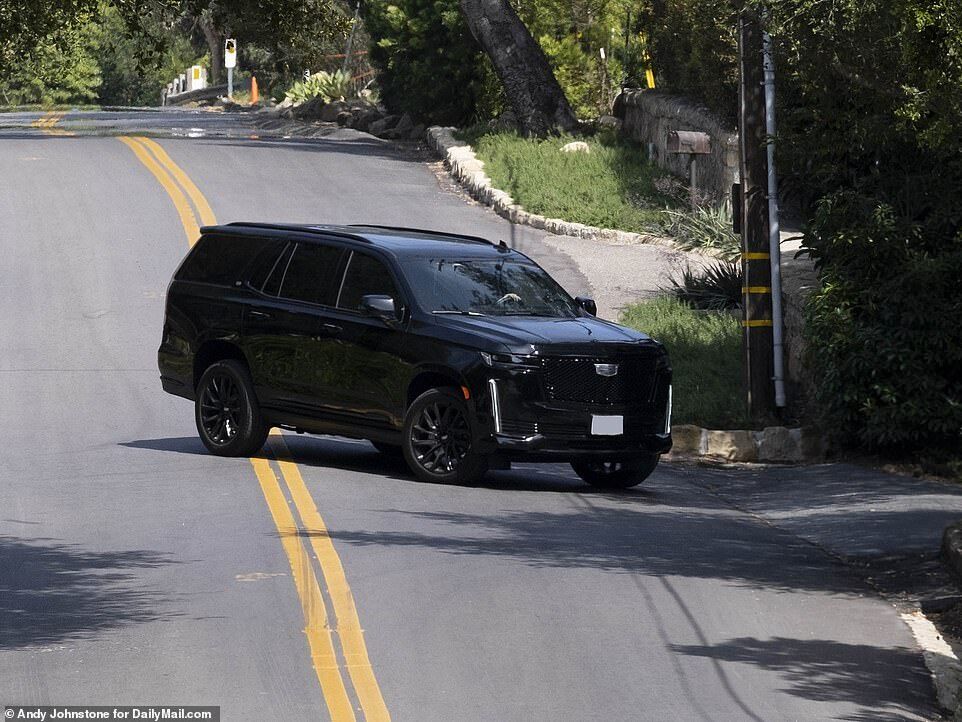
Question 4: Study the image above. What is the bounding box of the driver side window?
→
[337,252,401,311]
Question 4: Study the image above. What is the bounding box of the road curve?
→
[0,110,939,721]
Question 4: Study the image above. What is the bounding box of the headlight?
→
[480,352,541,369]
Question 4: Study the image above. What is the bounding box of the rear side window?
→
[337,252,400,311]
[176,234,269,285]
[277,242,346,306]
[247,240,289,291]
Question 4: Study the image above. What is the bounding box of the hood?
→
[433,314,658,353]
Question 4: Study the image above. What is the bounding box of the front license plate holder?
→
[591,415,623,436]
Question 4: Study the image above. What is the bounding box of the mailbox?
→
[667,130,711,155]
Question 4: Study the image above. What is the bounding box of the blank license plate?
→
[591,415,624,436]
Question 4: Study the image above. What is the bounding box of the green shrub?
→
[285,70,352,104]
[360,0,501,124]
[621,296,748,428]
[804,193,962,452]
[667,262,742,310]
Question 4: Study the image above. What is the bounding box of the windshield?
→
[400,257,580,318]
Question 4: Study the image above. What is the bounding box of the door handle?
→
[248,310,272,320]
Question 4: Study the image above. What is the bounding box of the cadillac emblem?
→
[594,363,619,377]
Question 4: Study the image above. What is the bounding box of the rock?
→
[320,100,350,122]
[292,96,326,120]
[277,97,294,109]
[351,108,383,132]
[408,123,426,140]
[336,111,353,127]
[560,141,591,154]
[705,430,757,462]
[390,113,416,138]
[368,114,399,136]
[670,425,704,456]
[756,426,804,462]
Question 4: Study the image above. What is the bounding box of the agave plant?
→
[285,70,353,104]
[663,205,741,261]
[666,261,743,310]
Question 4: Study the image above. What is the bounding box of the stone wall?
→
[615,89,739,206]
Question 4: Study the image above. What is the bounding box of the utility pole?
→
[738,11,776,420]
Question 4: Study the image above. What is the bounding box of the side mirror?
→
[360,294,398,323]
[575,296,597,316]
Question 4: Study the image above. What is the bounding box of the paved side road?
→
[0,108,954,721]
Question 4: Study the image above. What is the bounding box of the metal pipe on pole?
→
[762,23,787,408]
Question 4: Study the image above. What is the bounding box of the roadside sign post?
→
[225,38,237,99]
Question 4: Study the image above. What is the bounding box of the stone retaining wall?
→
[616,89,739,206]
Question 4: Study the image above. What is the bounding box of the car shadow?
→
[120,434,657,496]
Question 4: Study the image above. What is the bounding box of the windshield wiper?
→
[432,309,487,316]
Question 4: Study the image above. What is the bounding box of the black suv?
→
[159,223,672,488]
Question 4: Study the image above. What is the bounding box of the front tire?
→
[195,359,269,457]
[402,388,487,484]
[571,455,659,489]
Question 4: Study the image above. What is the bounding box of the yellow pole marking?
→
[119,137,389,719]
[119,137,200,245]
[134,137,217,227]
[270,433,391,722]
[742,319,774,327]
[742,286,771,294]
[250,458,357,722]
[742,252,770,260]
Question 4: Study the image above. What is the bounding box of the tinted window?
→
[337,252,400,311]
[398,257,578,317]
[176,234,268,285]
[247,240,289,290]
[277,243,346,306]
[262,243,294,296]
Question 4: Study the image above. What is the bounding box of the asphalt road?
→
[0,108,948,721]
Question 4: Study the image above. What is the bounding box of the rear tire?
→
[571,455,659,489]
[195,359,269,457]
[402,388,487,484]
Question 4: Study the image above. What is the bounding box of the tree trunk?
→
[460,0,578,137]
[199,13,222,86]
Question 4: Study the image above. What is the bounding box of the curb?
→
[666,424,824,463]
[426,126,685,249]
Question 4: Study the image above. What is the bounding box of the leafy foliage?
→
[667,262,742,310]
[0,14,102,105]
[284,69,352,103]
[359,0,499,124]
[663,206,740,260]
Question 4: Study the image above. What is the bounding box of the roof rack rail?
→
[217,222,372,242]
[348,224,494,246]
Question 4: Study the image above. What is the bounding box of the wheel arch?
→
[406,368,464,408]
[193,340,249,389]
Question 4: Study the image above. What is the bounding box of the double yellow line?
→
[119,135,390,721]
[32,110,74,136]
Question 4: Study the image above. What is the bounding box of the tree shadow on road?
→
[0,535,176,649]
[671,636,936,721]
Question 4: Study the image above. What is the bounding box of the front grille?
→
[544,356,662,406]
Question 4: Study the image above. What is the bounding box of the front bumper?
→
[474,362,673,461]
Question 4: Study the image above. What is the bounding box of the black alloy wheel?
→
[402,388,487,484]
[195,359,269,457]
[571,455,659,489]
